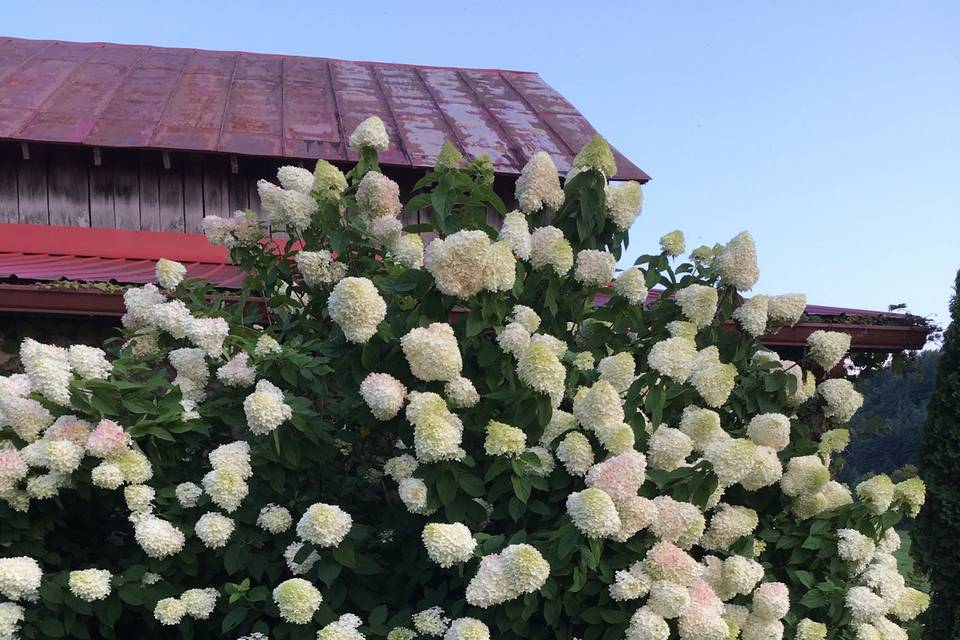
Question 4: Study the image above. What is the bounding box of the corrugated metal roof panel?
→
[0,36,649,181]
[0,252,245,288]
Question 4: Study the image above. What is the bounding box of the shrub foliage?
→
[0,118,929,640]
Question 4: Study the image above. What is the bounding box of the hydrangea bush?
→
[0,116,928,640]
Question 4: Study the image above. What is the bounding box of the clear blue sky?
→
[7,1,959,327]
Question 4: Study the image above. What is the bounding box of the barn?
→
[0,36,930,369]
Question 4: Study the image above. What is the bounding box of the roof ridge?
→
[0,35,543,76]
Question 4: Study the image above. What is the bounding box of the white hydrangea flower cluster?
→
[328,277,388,344]
[195,512,235,549]
[647,336,698,382]
[0,373,52,444]
[529,226,574,275]
[605,180,643,230]
[567,487,621,538]
[465,543,550,607]
[296,250,348,287]
[556,431,595,477]
[713,231,760,291]
[767,293,807,326]
[807,330,852,371]
[405,392,465,463]
[134,515,186,559]
[67,344,113,380]
[360,373,408,420]
[733,295,768,337]
[700,503,758,550]
[659,230,685,256]
[425,230,516,298]
[0,601,25,639]
[675,284,718,328]
[201,210,261,247]
[169,347,208,402]
[647,338,738,408]
[201,441,252,513]
[155,258,187,289]
[273,577,323,624]
[841,540,927,640]
[20,338,72,406]
[317,613,366,640]
[484,420,526,457]
[388,233,425,270]
[383,453,419,481]
[569,134,617,178]
[597,352,636,394]
[498,210,532,259]
[0,557,42,601]
[401,324,463,382]
[516,340,567,407]
[614,267,649,305]
[243,379,293,435]
[349,116,390,152]
[257,503,293,534]
[257,178,319,231]
[688,346,738,408]
[254,333,282,356]
[573,249,617,287]
[515,151,564,214]
[444,617,490,640]
[817,378,864,423]
[277,165,315,193]
[296,502,353,547]
[412,606,450,636]
[422,522,477,568]
[444,375,480,408]
[216,352,257,388]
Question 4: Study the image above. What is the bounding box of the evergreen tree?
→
[914,269,960,638]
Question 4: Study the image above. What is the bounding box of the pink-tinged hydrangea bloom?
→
[356,171,401,218]
[752,582,790,620]
[86,420,132,458]
[644,541,702,586]
[687,579,724,614]
[584,451,646,505]
[44,416,92,446]
[0,449,28,489]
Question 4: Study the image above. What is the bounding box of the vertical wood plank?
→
[203,155,230,220]
[158,168,185,232]
[157,151,184,232]
[227,175,248,213]
[183,155,205,233]
[89,160,115,229]
[17,146,48,225]
[48,148,90,227]
[0,143,18,222]
[139,152,161,231]
[113,167,140,229]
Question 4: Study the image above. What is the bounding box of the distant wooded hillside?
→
[841,349,940,482]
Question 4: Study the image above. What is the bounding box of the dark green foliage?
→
[914,270,960,638]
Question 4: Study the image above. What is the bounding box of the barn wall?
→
[0,141,514,234]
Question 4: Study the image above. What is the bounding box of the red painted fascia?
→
[0,224,230,264]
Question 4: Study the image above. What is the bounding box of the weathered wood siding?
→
[0,141,514,234]
[0,142,288,232]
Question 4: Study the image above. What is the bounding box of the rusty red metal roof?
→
[0,36,649,181]
[0,223,244,287]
